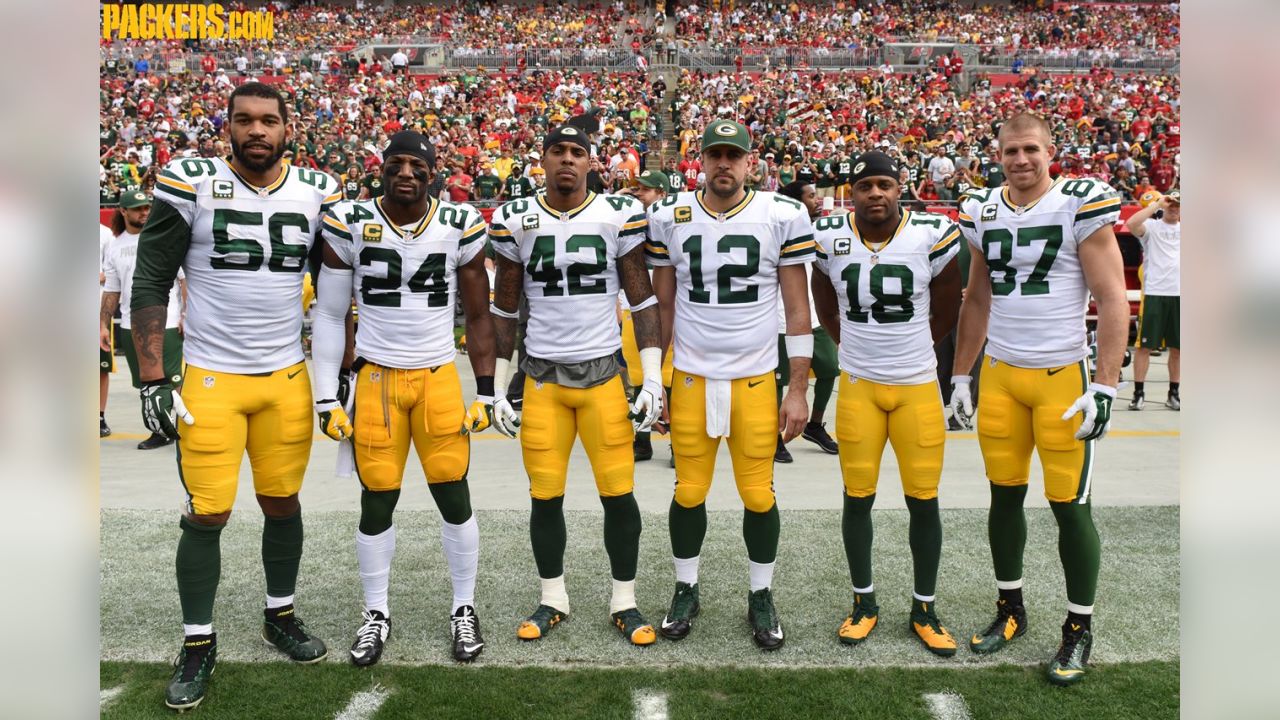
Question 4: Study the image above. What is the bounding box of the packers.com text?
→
[101,4,274,41]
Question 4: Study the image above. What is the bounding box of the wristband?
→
[638,346,662,385]
[629,294,659,312]
[494,357,511,386]
[490,303,520,319]
[1087,382,1117,398]
[476,375,495,397]
[784,333,813,358]
[951,375,972,385]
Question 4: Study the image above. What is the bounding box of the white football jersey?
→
[646,189,815,379]
[321,197,486,369]
[489,192,647,363]
[102,231,183,329]
[154,157,341,372]
[814,211,960,384]
[958,178,1122,368]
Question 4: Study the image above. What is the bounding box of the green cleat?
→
[969,598,1027,655]
[1047,621,1093,686]
[165,633,216,712]
[611,607,657,646]
[517,604,568,641]
[262,605,328,663]
[658,581,700,640]
[747,588,785,651]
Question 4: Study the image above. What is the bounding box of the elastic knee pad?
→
[673,480,710,509]
[739,484,776,514]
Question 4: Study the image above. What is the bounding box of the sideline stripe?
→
[99,428,1183,444]
[334,685,392,720]
[100,686,124,709]
[924,692,973,720]
[632,690,669,720]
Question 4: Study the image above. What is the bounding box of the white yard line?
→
[632,689,670,720]
[924,692,973,720]
[100,685,124,709]
[334,684,393,720]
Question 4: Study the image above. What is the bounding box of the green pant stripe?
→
[1075,359,1093,504]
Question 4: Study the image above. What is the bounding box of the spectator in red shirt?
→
[445,166,473,202]
[678,152,701,191]
[201,54,217,75]
[1150,160,1176,192]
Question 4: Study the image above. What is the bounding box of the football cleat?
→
[349,609,390,667]
[262,605,328,663]
[802,421,839,454]
[747,588,785,651]
[138,431,175,450]
[611,607,657,646]
[658,581,700,640]
[774,435,793,463]
[634,434,653,462]
[165,633,216,711]
[969,598,1027,654]
[100,417,112,438]
[517,604,567,641]
[1166,391,1180,411]
[910,600,957,657]
[837,599,879,645]
[1128,392,1144,411]
[451,605,485,661]
[1047,620,1093,686]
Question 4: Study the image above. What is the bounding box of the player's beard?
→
[707,173,743,199]
[230,137,285,174]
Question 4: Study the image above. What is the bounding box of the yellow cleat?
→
[910,600,957,657]
[837,604,879,645]
[612,608,656,646]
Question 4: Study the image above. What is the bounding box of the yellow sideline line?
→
[100,429,1181,443]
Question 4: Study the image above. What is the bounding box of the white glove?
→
[491,396,520,438]
[628,347,664,432]
[949,376,974,429]
[1062,383,1116,441]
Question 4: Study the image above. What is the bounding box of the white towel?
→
[335,374,358,478]
[705,378,733,438]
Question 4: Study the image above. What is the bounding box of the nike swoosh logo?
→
[660,616,679,629]
[1051,667,1082,677]
[287,369,303,379]
[462,643,484,653]
[768,628,783,639]
[1046,367,1067,376]
[748,380,764,388]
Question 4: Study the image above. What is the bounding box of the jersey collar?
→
[852,209,911,253]
[1000,177,1061,215]
[536,191,596,221]
[222,157,289,197]
[695,189,755,222]
[375,196,438,239]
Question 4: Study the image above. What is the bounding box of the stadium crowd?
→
[99,1,1180,208]
[673,0,1179,60]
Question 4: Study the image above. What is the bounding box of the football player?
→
[489,125,663,646]
[648,120,815,650]
[809,152,963,656]
[101,222,116,437]
[100,190,185,450]
[950,113,1128,686]
[1124,190,1180,410]
[313,131,496,664]
[775,180,841,462]
[131,83,341,711]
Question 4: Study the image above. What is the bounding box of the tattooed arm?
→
[130,200,189,382]
[617,244,659,350]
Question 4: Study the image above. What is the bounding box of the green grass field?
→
[101,506,1178,717]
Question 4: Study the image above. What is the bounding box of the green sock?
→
[429,478,473,526]
[176,516,223,625]
[842,493,875,590]
[262,510,303,599]
[358,488,400,536]
[742,503,780,564]
[1051,501,1102,607]
[854,590,878,610]
[601,493,642,581]
[988,483,1028,583]
[811,376,835,421]
[530,496,566,578]
[669,499,707,559]
[905,496,942,598]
